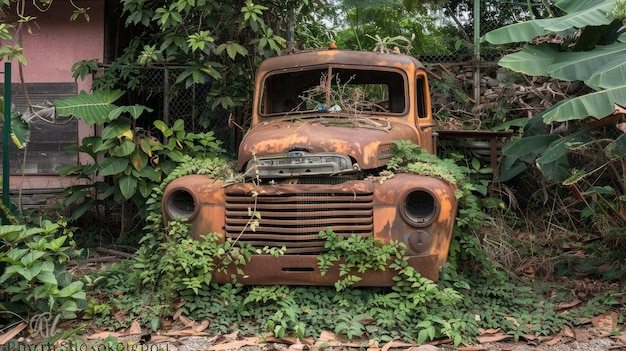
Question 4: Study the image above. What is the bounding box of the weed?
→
[0,220,86,322]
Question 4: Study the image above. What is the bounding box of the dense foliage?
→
[1,0,626,348]
[71,0,331,129]
[484,0,626,243]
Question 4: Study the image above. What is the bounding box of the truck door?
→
[416,72,435,154]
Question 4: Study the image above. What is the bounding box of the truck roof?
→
[257,49,426,73]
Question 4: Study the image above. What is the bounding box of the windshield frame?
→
[257,64,409,119]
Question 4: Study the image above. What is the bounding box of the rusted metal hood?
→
[237,116,420,171]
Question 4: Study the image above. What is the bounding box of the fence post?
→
[473,0,481,109]
[2,61,10,225]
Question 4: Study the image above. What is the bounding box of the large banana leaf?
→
[542,84,626,123]
[544,0,615,32]
[498,44,559,76]
[481,19,551,45]
[555,0,615,13]
[55,90,124,126]
[482,0,615,45]
[586,57,626,89]
[547,42,626,81]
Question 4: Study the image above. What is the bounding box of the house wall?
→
[1,1,104,191]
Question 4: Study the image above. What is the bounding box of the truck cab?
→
[162,49,458,285]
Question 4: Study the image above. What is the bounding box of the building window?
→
[0,82,78,175]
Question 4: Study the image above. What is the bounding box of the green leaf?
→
[586,57,626,89]
[57,281,85,298]
[542,85,626,123]
[109,105,152,120]
[55,90,125,125]
[46,236,67,251]
[101,118,132,140]
[502,134,561,156]
[6,247,29,262]
[20,251,46,266]
[544,0,615,32]
[536,154,569,181]
[498,44,560,76]
[481,19,550,44]
[112,140,136,157]
[535,130,593,165]
[98,157,129,177]
[138,166,161,182]
[37,271,58,286]
[0,226,30,242]
[547,43,626,81]
[131,150,149,171]
[483,0,615,44]
[119,175,138,199]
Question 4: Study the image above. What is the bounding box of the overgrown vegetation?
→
[0,221,86,332]
[2,0,626,349]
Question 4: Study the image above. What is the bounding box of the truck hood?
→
[238,115,420,171]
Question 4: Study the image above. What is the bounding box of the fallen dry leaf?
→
[367,339,380,351]
[288,341,307,351]
[114,310,127,323]
[475,332,511,344]
[544,333,563,346]
[406,345,442,351]
[193,320,210,333]
[149,335,178,343]
[87,331,123,340]
[562,326,575,338]
[574,328,593,342]
[381,340,415,351]
[161,329,212,337]
[314,331,342,346]
[455,346,488,351]
[611,333,626,343]
[173,308,183,320]
[0,322,27,345]
[208,336,260,351]
[555,299,582,311]
[179,315,194,327]
[591,311,618,329]
[128,320,142,335]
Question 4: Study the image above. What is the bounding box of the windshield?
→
[259,66,407,117]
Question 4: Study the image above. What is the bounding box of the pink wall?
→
[2,1,104,189]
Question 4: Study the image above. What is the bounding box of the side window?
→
[416,75,427,119]
[0,82,78,174]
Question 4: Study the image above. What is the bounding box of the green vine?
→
[317,228,406,291]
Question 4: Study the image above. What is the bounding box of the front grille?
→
[224,189,374,254]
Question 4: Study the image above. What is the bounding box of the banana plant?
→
[484,0,626,222]
[484,0,626,180]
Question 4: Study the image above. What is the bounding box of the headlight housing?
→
[400,189,439,227]
[164,189,197,220]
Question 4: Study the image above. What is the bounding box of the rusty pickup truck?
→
[162,48,459,285]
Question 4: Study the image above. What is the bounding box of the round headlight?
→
[401,189,439,226]
[165,189,197,219]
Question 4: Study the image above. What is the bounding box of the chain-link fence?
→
[118,66,237,153]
